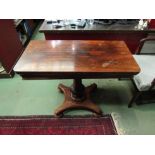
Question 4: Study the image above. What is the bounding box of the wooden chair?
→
[128,36,155,107]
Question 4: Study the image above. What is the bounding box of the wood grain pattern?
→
[44,32,147,54]
[14,40,140,79]
[39,21,152,53]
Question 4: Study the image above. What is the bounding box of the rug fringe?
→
[111,112,126,135]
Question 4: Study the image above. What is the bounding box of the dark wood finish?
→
[0,70,15,78]
[136,36,155,54]
[14,40,140,116]
[44,33,146,54]
[0,20,23,76]
[55,82,102,117]
[71,78,85,100]
[148,19,155,29]
[14,40,140,78]
[128,87,142,108]
[27,19,36,32]
[129,37,155,107]
[128,78,155,108]
[0,19,41,78]
[39,20,155,53]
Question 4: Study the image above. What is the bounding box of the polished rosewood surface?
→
[14,40,140,79]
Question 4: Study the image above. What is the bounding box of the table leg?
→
[55,78,102,117]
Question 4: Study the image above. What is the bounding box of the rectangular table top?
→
[14,40,140,79]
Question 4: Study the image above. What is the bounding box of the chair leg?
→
[128,91,141,108]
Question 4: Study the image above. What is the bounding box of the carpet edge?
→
[111,112,126,135]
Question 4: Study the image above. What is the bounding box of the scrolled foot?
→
[54,112,64,118]
[92,112,103,117]
[58,84,70,94]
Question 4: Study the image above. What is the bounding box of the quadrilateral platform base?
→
[55,82,103,117]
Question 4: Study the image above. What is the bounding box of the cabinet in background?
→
[0,19,40,78]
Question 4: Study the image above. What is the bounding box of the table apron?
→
[18,72,136,80]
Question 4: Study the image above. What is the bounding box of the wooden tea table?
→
[14,40,140,117]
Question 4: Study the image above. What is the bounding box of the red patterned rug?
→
[0,115,117,135]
